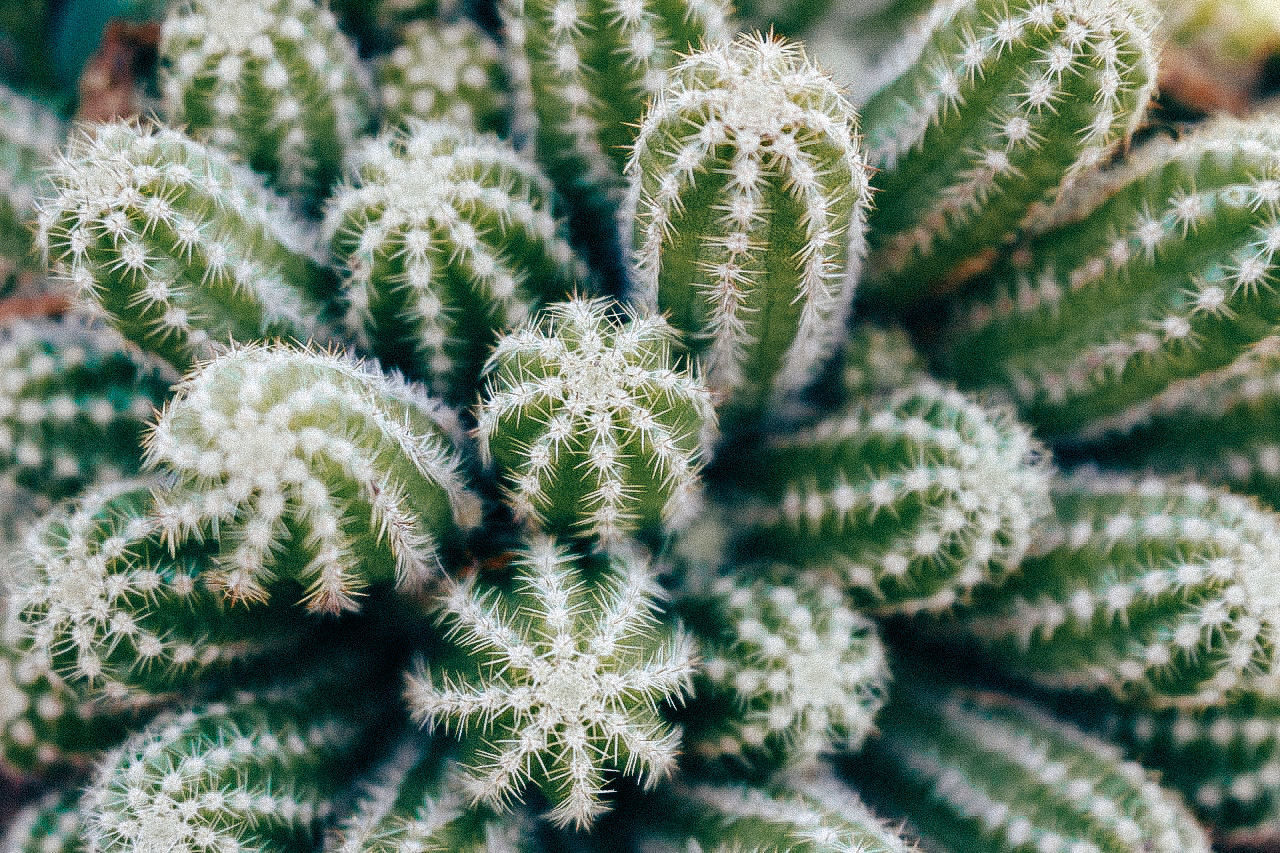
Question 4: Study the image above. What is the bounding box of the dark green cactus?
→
[0,788,85,853]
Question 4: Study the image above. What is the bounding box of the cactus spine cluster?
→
[0,85,62,292]
[378,21,508,137]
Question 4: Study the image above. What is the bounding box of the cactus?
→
[328,735,540,853]
[378,21,508,137]
[935,116,1280,440]
[0,85,63,293]
[330,0,463,51]
[159,0,374,203]
[0,788,85,853]
[325,122,585,405]
[674,572,889,776]
[476,298,713,543]
[845,683,1211,853]
[37,122,340,373]
[728,379,1050,615]
[838,323,927,402]
[940,469,1280,709]
[627,34,871,429]
[0,317,173,502]
[404,535,695,829]
[857,0,1160,308]
[144,344,482,613]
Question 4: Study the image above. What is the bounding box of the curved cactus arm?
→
[145,344,482,614]
[36,122,340,373]
[0,85,64,291]
[626,34,871,430]
[159,0,374,203]
[1,788,86,853]
[404,535,695,829]
[324,122,586,405]
[858,0,1160,308]
[846,684,1211,853]
[477,297,714,543]
[379,22,509,137]
[729,379,1051,615]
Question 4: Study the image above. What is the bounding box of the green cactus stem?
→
[378,21,508,137]
[330,0,463,52]
[846,683,1211,853]
[837,323,928,403]
[935,116,1280,440]
[857,0,1159,309]
[144,344,482,613]
[325,121,585,405]
[404,535,695,829]
[37,122,340,374]
[940,468,1280,709]
[159,0,374,203]
[627,34,871,430]
[728,378,1050,615]
[0,85,63,293]
[0,788,85,853]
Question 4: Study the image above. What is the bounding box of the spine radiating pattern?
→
[378,21,508,137]
[0,85,62,292]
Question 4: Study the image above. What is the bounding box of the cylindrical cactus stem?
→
[330,0,463,52]
[378,21,508,137]
[159,0,374,204]
[1,788,85,853]
[673,572,889,776]
[328,735,541,852]
[0,85,63,293]
[940,469,1280,709]
[727,379,1051,615]
[857,0,1160,308]
[844,683,1211,853]
[935,116,1280,441]
[838,323,928,403]
[144,344,482,614]
[37,122,341,374]
[404,535,695,829]
[8,479,312,700]
[324,121,586,405]
[0,317,173,502]
[627,34,872,430]
[476,298,714,543]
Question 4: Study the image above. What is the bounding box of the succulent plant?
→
[378,21,508,137]
[477,298,713,543]
[404,535,695,829]
[325,121,585,404]
[627,34,871,430]
[837,324,927,403]
[0,85,63,293]
[728,378,1050,615]
[144,344,482,613]
[0,788,84,853]
[159,0,374,203]
[857,0,1160,308]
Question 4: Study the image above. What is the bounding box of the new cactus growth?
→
[0,85,62,292]
[144,344,482,613]
[728,379,1050,614]
[675,572,889,775]
[628,34,871,429]
[404,535,695,829]
[477,298,713,543]
[941,469,1280,708]
[846,684,1212,853]
[37,122,339,373]
[0,789,84,853]
[857,0,1160,308]
[378,22,508,137]
[160,0,373,203]
[325,122,584,404]
[936,116,1280,440]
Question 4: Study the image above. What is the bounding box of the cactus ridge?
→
[858,0,1159,305]
[325,121,585,404]
[404,535,695,829]
[627,34,870,422]
[145,344,482,614]
[732,378,1050,614]
[160,0,374,202]
[1,788,85,853]
[379,21,509,137]
[0,85,63,288]
[477,297,714,543]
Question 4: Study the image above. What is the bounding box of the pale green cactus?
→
[0,85,63,293]
[327,735,541,853]
[159,0,374,203]
[37,122,340,374]
[846,683,1212,853]
[858,0,1160,308]
[404,535,695,829]
[378,21,508,137]
[728,379,1050,615]
[627,34,871,430]
[144,344,482,613]
[936,116,1280,440]
[0,788,85,853]
[940,468,1280,709]
[477,298,714,543]
[675,572,889,776]
[324,121,585,405]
